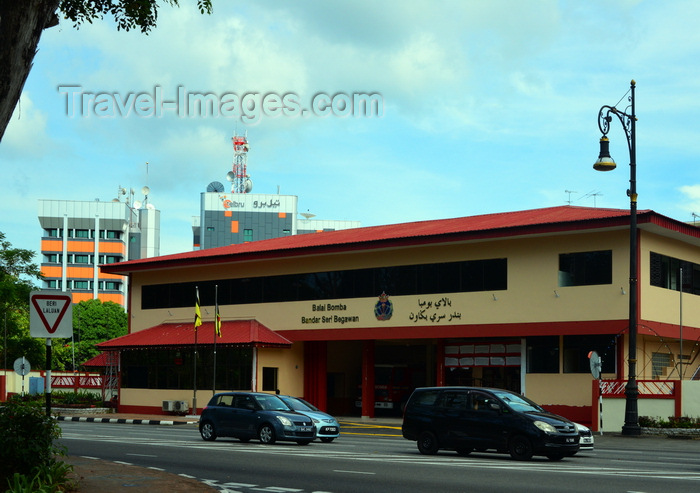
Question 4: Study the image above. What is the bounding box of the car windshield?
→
[492,390,545,413]
[281,397,316,412]
[253,394,290,411]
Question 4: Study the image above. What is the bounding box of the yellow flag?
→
[194,289,202,330]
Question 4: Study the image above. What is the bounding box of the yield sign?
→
[30,291,73,338]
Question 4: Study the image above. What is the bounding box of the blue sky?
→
[3,0,700,258]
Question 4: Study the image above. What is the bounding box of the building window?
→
[106,230,121,239]
[45,228,60,237]
[558,250,612,287]
[105,281,121,290]
[74,229,90,238]
[74,254,90,264]
[650,252,700,295]
[563,334,616,374]
[141,258,508,309]
[121,347,252,390]
[105,256,121,264]
[282,229,291,235]
[244,229,253,242]
[73,281,89,290]
[651,352,672,379]
[526,336,559,373]
[262,367,278,392]
[206,226,215,231]
[45,254,59,263]
[46,280,62,289]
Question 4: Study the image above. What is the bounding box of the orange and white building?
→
[38,199,160,307]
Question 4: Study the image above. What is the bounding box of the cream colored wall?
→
[256,343,305,396]
[641,233,700,328]
[122,388,196,408]
[525,373,593,407]
[126,230,632,335]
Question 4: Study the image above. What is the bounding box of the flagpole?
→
[213,284,218,395]
[193,286,201,415]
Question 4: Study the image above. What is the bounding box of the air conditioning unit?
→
[162,400,176,412]
[174,400,189,413]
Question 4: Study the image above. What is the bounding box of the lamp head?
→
[593,136,616,171]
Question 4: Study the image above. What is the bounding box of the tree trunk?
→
[0,0,60,142]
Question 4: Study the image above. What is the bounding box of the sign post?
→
[589,350,603,435]
[29,291,73,416]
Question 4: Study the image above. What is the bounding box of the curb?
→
[57,416,197,426]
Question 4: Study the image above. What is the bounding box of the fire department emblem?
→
[374,292,393,321]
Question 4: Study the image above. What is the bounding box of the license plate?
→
[299,426,313,432]
[325,427,338,433]
[566,437,575,443]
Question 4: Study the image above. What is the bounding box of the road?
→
[59,421,700,493]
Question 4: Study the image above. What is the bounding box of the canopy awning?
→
[97,320,292,350]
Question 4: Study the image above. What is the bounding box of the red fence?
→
[39,371,103,391]
[591,379,682,431]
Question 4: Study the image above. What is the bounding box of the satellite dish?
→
[207,181,225,193]
[244,178,253,193]
[133,200,143,210]
[588,351,602,379]
[142,186,150,196]
[13,357,30,376]
[146,203,156,210]
[226,171,235,182]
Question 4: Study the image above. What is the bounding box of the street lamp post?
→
[593,79,641,436]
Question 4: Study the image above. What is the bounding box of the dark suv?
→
[402,387,580,460]
[199,392,316,445]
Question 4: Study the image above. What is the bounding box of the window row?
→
[142,258,509,309]
[650,252,700,295]
[44,228,122,239]
[120,347,252,390]
[44,280,122,290]
[526,334,617,374]
[43,254,123,264]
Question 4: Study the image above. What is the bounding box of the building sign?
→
[301,302,360,325]
[220,195,282,210]
[409,296,462,323]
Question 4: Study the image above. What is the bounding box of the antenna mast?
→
[228,133,252,193]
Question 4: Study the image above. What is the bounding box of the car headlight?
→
[533,420,557,434]
[312,417,320,424]
[276,415,293,426]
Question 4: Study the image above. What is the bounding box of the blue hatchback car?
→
[199,392,316,445]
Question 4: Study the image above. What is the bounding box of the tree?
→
[0,231,44,370]
[57,298,128,370]
[0,0,212,142]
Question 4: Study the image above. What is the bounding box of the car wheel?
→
[456,447,473,456]
[508,435,533,461]
[547,453,564,461]
[199,422,217,441]
[417,431,439,455]
[258,424,276,445]
[297,440,312,446]
[320,437,335,443]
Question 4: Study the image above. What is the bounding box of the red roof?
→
[97,320,292,350]
[101,205,697,274]
[82,352,116,367]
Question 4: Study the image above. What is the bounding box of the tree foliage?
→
[0,232,44,371]
[0,0,213,141]
[61,299,128,370]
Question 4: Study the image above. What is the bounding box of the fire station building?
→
[99,206,700,424]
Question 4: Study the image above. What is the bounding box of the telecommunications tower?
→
[226,133,253,193]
